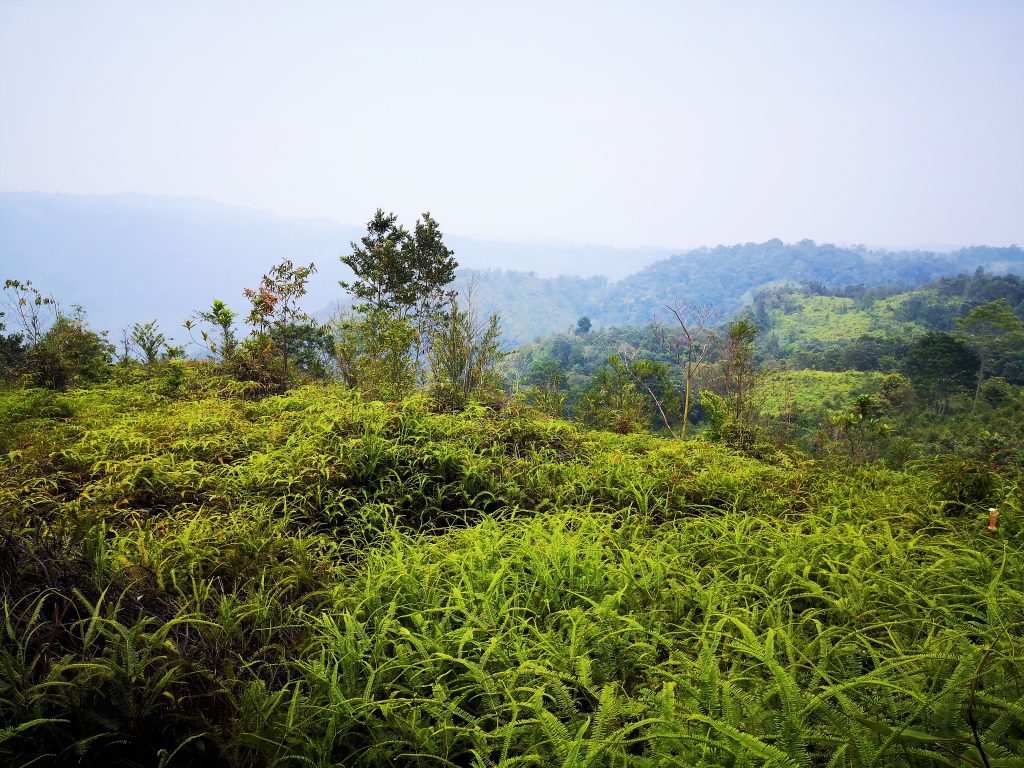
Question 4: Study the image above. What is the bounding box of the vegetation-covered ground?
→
[2,379,1022,767]
[755,370,887,421]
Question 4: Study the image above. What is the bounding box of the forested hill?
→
[3,192,1023,343]
[465,240,1024,342]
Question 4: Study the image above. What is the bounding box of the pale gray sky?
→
[1,1,1022,249]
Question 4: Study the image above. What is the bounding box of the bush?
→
[31,314,113,390]
[981,376,1013,406]
[932,456,998,514]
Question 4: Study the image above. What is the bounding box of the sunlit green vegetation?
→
[757,369,887,420]
[761,293,926,349]
[3,234,1024,767]
[1,377,1023,767]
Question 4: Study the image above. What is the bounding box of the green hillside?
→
[2,380,1023,767]
[757,369,888,419]
[760,293,928,348]
[464,242,1024,341]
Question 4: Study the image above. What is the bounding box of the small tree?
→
[902,331,978,413]
[525,358,568,417]
[574,316,592,336]
[617,348,680,435]
[185,299,239,362]
[334,306,418,401]
[340,210,458,380]
[575,354,646,434]
[32,308,113,390]
[129,320,167,365]
[829,393,892,464]
[2,280,111,389]
[244,259,317,391]
[428,291,503,411]
[2,279,57,346]
[956,299,1024,412]
[720,317,759,426]
[654,302,717,439]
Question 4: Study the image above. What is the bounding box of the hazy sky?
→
[1,1,1022,249]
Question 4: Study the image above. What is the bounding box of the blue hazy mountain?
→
[0,193,672,341]
[2,193,1021,345]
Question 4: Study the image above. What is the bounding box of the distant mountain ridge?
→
[2,192,1021,344]
[465,239,1024,343]
[0,192,672,340]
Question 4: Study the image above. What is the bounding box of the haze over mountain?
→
[0,193,673,340]
[3,192,1022,346]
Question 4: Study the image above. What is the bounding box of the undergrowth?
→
[1,382,1021,766]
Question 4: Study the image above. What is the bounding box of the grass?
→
[758,370,887,420]
[1,380,1022,767]
[764,292,944,350]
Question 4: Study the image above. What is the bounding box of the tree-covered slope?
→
[2,379,1022,766]
[462,241,1024,341]
[752,272,1024,372]
[601,240,1023,325]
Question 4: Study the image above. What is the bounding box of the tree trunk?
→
[973,353,986,413]
[681,375,690,440]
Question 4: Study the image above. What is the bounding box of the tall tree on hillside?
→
[340,209,457,320]
[339,210,459,390]
[655,302,717,439]
[902,331,978,413]
[720,317,759,427]
[955,299,1024,412]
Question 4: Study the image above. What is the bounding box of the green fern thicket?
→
[2,376,1022,767]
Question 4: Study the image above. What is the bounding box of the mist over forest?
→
[4,192,1021,345]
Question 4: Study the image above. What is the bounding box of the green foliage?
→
[903,332,979,411]
[2,380,1024,766]
[828,393,893,464]
[31,311,113,390]
[3,262,1024,767]
[128,319,168,365]
[758,370,887,421]
[0,387,74,452]
[981,376,1014,407]
[932,457,1000,515]
[334,306,419,401]
[1,280,113,389]
[427,299,504,411]
[2,380,1023,766]
[340,209,456,319]
[244,258,318,390]
[521,358,568,418]
[575,355,647,434]
[956,298,1024,410]
[187,298,238,361]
